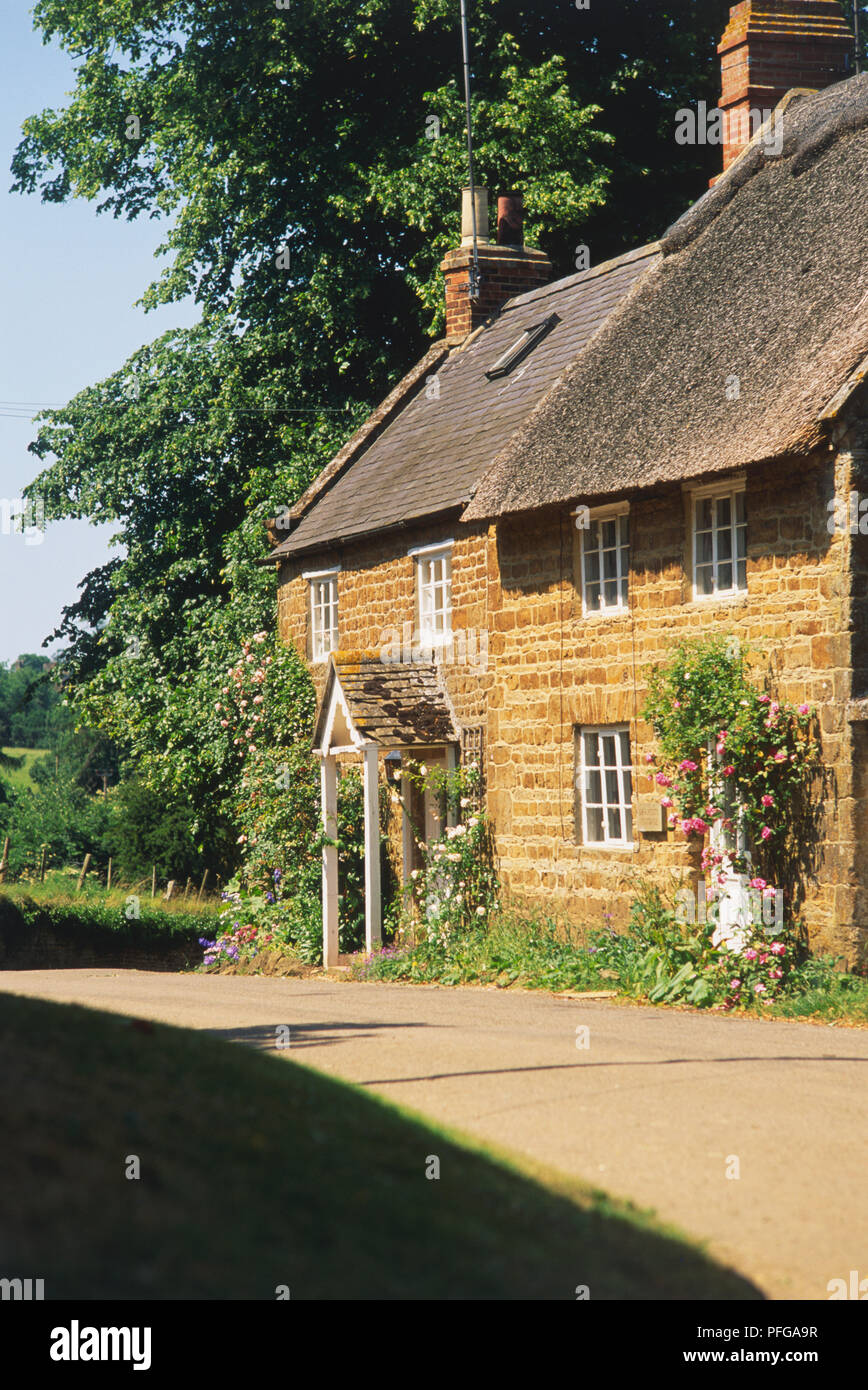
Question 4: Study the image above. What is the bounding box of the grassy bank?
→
[0,992,761,1299]
[0,880,222,971]
[351,909,868,1025]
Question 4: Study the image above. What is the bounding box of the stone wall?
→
[277,451,866,968]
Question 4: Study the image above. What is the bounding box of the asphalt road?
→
[2,968,866,1300]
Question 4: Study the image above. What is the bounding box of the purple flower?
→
[273,869,282,882]
[265,892,274,904]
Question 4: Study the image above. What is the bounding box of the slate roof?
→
[271,243,660,559]
[313,652,459,750]
[465,74,868,521]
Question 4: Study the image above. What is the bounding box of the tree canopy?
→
[13,0,770,867]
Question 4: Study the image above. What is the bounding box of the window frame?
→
[576,501,630,616]
[410,541,453,650]
[304,566,340,664]
[690,479,747,601]
[576,724,634,848]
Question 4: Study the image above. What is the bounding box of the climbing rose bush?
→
[643,635,821,941]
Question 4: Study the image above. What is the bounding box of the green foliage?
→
[393,758,499,942]
[0,655,62,749]
[643,636,823,911]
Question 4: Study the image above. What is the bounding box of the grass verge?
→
[0,991,761,1300]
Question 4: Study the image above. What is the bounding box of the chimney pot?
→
[497,191,524,247]
[460,186,489,245]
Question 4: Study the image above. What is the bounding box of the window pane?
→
[718,562,733,591]
[608,805,621,840]
[586,805,604,842]
[601,734,616,767]
[605,768,620,804]
[603,579,618,607]
[697,498,713,530]
[619,730,631,764]
[602,519,617,550]
[624,807,633,841]
[696,564,713,596]
[586,582,601,611]
[620,515,629,544]
[603,546,618,581]
[585,549,600,585]
[735,491,746,524]
[717,525,732,562]
[586,769,602,804]
[583,733,600,767]
[735,524,747,560]
[736,558,746,590]
[717,495,731,528]
[697,531,713,566]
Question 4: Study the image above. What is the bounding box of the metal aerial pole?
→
[459,0,481,301]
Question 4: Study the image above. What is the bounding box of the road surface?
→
[2,968,866,1300]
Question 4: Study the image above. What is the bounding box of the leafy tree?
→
[11,0,741,861]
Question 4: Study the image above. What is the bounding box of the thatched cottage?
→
[264,0,868,971]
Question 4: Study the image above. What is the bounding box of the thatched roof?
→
[464,74,868,522]
[268,245,658,560]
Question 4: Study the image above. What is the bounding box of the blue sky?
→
[0,7,198,664]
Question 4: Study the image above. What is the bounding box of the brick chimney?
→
[718,1,855,170]
[440,188,552,344]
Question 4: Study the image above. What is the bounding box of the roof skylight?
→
[485,312,559,380]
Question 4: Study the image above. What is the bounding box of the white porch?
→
[311,652,460,966]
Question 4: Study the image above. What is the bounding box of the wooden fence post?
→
[165,879,176,901]
[0,836,9,884]
[151,865,157,899]
[106,857,112,892]
[76,853,92,893]
[196,868,209,904]
[39,844,47,882]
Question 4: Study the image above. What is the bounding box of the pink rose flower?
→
[761,794,774,808]
[730,979,742,990]
[749,877,767,890]
[655,772,672,786]
[754,983,767,994]
[758,694,770,704]
[722,764,735,776]
[644,752,655,763]
[759,954,769,965]
[761,826,772,840]
[660,796,673,808]
[774,750,787,763]
[769,967,783,980]
[770,941,786,956]
[744,948,758,961]
[798,703,810,715]
[679,759,699,772]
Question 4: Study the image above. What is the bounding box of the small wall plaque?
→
[636,799,667,834]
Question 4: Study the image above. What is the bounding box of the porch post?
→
[445,742,459,827]
[363,744,382,950]
[401,760,415,883]
[320,754,339,968]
